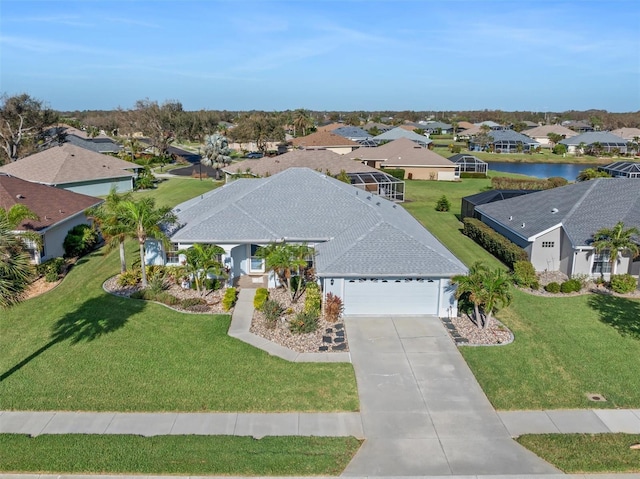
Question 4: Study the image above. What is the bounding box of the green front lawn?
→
[517,434,640,473]
[460,288,640,410]
[0,434,361,476]
[0,244,358,412]
[134,177,219,208]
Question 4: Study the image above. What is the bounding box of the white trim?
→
[527,222,563,242]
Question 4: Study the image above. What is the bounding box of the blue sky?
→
[1,0,638,112]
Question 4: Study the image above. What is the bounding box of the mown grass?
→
[134,177,219,208]
[0,434,361,476]
[460,288,640,410]
[0,243,358,412]
[517,434,640,473]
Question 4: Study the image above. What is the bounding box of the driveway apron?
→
[341,316,560,476]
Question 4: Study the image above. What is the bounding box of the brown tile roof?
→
[224,149,380,177]
[0,174,102,232]
[457,121,475,130]
[347,138,455,167]
[0,143,138,185]
[610,127,640,140]
[316,122,343,132]
[399,125,417,131]
[523,124,578,138]
[290,130,359,148]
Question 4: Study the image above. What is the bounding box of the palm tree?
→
[256,242,313,302]
[0,216,35,308]
[201,133,231,180]
[451,262,488,328]
[592,221,640,276]
[292,109,312,137]
[86,187,133,273]
[179,243,225,295]
[118,198,177,288]
[476,268,512,330]
[0,204,42,258]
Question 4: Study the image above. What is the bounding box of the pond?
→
[487,162,593,181]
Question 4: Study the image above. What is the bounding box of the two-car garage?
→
[326,277,445,316]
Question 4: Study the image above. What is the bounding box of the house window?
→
[592,250,611,274]
[542,241,555,248]
[249,244,265,273]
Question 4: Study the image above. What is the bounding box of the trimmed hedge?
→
[462,218,528,268]
[491,176,568,191]
[253,288,269,311]
[384,169,405,180]
[610,274,637,294]
[460,172,488,179]
[222,287,238,311]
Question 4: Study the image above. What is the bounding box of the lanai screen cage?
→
[598,161,640,178]
[347,171,405,202]
[450,154,488,174]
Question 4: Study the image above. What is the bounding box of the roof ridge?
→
[564,179,600,221]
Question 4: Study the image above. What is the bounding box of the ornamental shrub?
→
[262,299,284,329]
[545,282,561,293]
[324,293,344,323]
[117,268,141,287]
[384,169,405,180]
[512,261,538,289]
[435,195,451,212]
[610,274,637,294]
[560,279,581,293]
[63,224,99,258]
[253,288,269,311]
[222,287,238,311]
[304,282,322,314]
[289,310,319,334]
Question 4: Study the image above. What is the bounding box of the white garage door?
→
[343,278,439,316]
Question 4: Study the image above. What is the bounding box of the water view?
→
[487,162,594,181]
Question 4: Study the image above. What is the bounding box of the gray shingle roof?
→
[559,131,627,146]
[475,179,640,247]
[488,130,540,145]
[332,126,371,141]
[372,127,432,146]
[170,168,467,277]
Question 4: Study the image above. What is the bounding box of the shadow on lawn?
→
[0,295,144,382]
[588,293,640,339]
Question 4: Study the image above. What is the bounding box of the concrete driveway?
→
[342,316,560,476]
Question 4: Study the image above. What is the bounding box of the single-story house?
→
[470,130,541,153]
[562,120,594,133]
[372,127,432,147]
[362,122,393,133]
[598,161,640,178]
[449,154,488,176]
[559,131,628,155]
[0,143,141,196]
[474,178,640,278]
[289,130,360,154]
[0,173,102,263]
[223,149,405,202]
[148,168,467,316]
[522,125,578,147]
[347,138,458,181]
[420,121,453,134]
[61,126,122,154]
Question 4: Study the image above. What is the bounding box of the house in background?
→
[290,130,360,154]
[610,127,640,141]
[559,131,628,155]
[347,138,457,181]
[420,121,453,134]
[0,143,141,196]
[470,129,540,153]
[0,174,102,263]
[474,178,640,278]
[61,126,122,154]
[331,126,373,145]
[522,125,578,147]
[372,127,432,147]
[223,149,405,202]
[149,168,467,317]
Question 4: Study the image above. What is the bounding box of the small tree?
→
[435,195,451,212]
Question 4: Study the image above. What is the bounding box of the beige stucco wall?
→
[401,167,457,181]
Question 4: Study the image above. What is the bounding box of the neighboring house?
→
[559,131,628,155]
[332,126,373,144]
[460,189,539,220]
[289,131,360,154]
[316,122,343,132]
[474,178,640,278]
[0,173,102,264]
[347,138,458,181]
[223,149,405,202]
[475,121,503,130]
[610,127,640,141]
[372,127,432,147]
[522,125,578,147]
[470,130,540,153]
[362,122,393,133]
[456,121,475,131]
[61,126,122,154]
[449,154,488,176]
[0,143,141,196]
[148,168,467,316]
[421,121,453,134]
[598,161,640,178]
[456,124,483,140]
[562,120,594,133]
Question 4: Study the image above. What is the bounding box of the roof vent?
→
[16,194,24,199]
[551,208,559,214]
[521,222,526,228]
[509,215,513,221]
